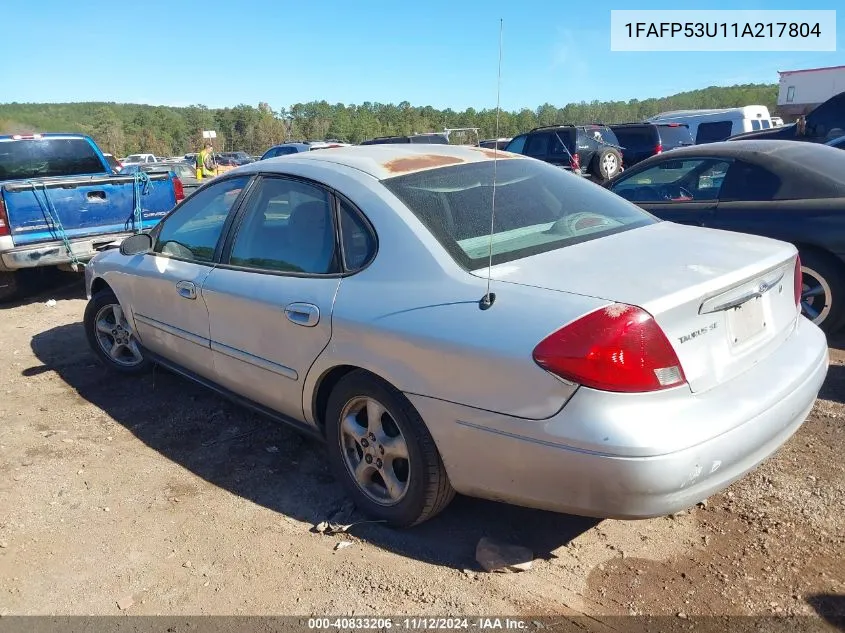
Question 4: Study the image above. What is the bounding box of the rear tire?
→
[799,249,845,334]
[325,370,455,528]
[84,288,151,374]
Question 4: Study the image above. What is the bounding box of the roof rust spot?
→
[382,154,465,173]
[469,147,515,160]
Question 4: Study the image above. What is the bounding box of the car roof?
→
[248,144,524,179]
[638,139,827,160]
[612,139,845,196]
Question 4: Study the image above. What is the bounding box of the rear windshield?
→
[581,127,620,146]
[657,124,694,147]
[611,126,656,149]
[0,138,106,182]
[382,158,655,269]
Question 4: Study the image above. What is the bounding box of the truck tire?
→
[0,272,19,302]
[591,148,622,180]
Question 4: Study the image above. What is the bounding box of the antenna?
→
[479,18,503,311]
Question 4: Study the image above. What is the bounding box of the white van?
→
[647,106,773,144]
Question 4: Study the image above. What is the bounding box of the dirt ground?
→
[0,275,843,624]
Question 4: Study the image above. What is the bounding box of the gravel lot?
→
[0,275,843,625]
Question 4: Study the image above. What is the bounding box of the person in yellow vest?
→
[195,143,217,180]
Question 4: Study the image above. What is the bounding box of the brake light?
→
[173,177,185,202]
[570,152,580,171]
[655,143,663,154]
[0,196,9,237]
[532,304,686,393]
[11,134,42,140]
[794,255,802,310]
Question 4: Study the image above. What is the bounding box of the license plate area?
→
[727,297,765,346]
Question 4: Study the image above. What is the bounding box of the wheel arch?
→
[90,276,113,296]
[309,364,398,435]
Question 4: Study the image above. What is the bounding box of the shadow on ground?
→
[807,593,845,631]
[29,322,598,570]
[0,269,85,308]
[819,363,845,405]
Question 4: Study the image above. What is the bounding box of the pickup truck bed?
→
[0,133,181,299]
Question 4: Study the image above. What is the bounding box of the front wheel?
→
[84,288,151,374]
[325,371,455,527]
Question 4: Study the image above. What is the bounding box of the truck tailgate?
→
[1,173,176,246]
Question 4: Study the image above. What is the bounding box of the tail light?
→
[570,152,580,171]
[794,255,802,309]
[655,143,663,154]
[532,303,686,393]
[173,177,185,202]
[0,195,9,237]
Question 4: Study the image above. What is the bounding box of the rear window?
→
[656,124,694,147]
[581,127,619,146]
[0,138,106,181]
[381,158,654,269]
[611,126,656,149]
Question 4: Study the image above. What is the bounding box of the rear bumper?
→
[0,233,129,271]
[408,317,828,519]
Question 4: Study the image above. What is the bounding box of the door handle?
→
[176,280,197,300]
[284,302,320,327]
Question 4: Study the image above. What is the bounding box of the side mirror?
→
[120,233,152,256]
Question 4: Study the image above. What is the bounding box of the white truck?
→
[778,65,845,119]
[647,106,774,144]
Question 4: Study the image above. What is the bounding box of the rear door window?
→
[0,138,106,181]
[524,133,551,158]
[696,121,733,144]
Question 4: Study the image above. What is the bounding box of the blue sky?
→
[3,0,842,111]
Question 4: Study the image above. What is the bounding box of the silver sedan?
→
[83,145,829,527]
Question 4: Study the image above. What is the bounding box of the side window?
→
[153,176,249,262]
[228,177,338,274]
[610,158,730,203]
[762,120,771,129]
[549,131,574,156]
[505,135,526,154]
[696,121,733,144]
[751,119,762,130]
[338,198,376,271]
[524,133,551,158]
[718,161,781,201]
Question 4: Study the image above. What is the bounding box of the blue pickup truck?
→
[0,133,183,300]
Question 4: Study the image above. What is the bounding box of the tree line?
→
[0,83,778,157]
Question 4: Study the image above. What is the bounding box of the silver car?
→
[83,145,829,527]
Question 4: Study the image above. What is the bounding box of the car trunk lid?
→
[477,222,801,394]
